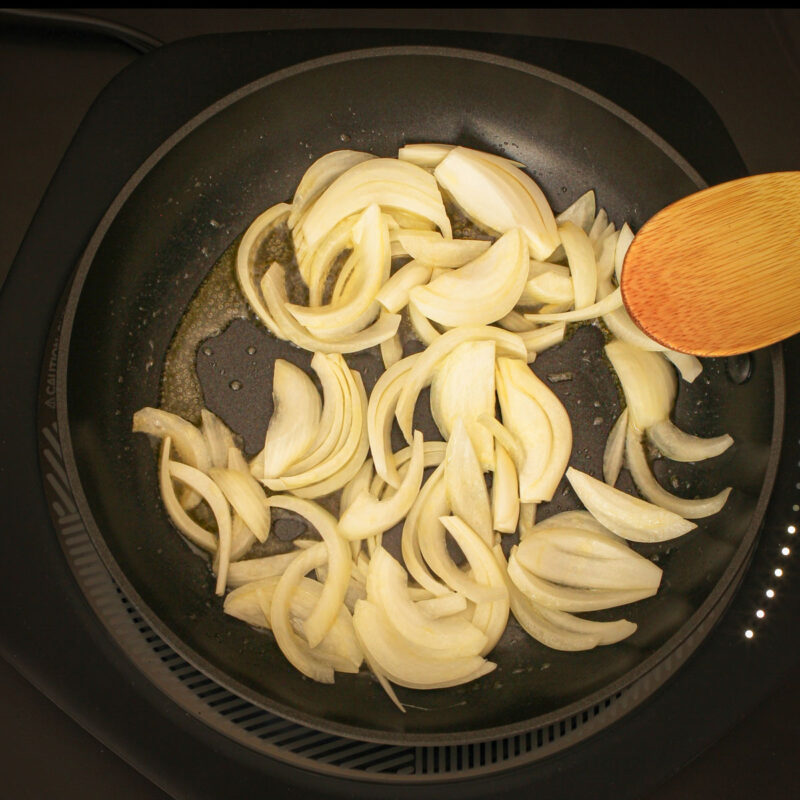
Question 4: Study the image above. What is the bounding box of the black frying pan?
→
[57,47,782,744]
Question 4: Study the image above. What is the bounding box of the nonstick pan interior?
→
[58,48,781,743]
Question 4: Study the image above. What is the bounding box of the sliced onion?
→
[555,189,596,233]
[379,324,403,369]
[605,339,677,432]
[408,228,529,327]
[394,325,527,443]
[266,495,351,648]
[340,458,375,514]
[525,287,621,323]
[558,221,597,309]
[407,300,441,345]
[515,526,662,590]
[158,438,216,553]
[288,150,376,229]
[168,459,231,595]
[492,443,519,534]
[519,264,574,305]
[396,230,491,268]
[366,547,487,656]
[625,426,732,519]
[262,359,322,479]
[200,410,237,469]
[398,142,456,169]
[208,466,271,543]
[133,406,211,477]
[566,466,696,543]
[603,408,628,486]
[430,340,496,469]
[647,418,734,462]
[375,260,432,313]
[338,430,425,540]
[416,593,468,618]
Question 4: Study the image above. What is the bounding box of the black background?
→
[1,9,799,799]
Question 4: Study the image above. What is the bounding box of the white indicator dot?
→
[766,589,775,598]
[775,568,784,577]
[792,507,799,513]
[756,609,765,618]
[788,525,796,534]
[782,547,791,556]
[745,629,754,639]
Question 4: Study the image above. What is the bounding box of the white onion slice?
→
[566,466,696,543]
[491,443,519,534]
[603,408,628,486]
[605,339,677,432]
[397,143,455,169]
[508,548,656,611]
[517,320,568,360]
[408,228,528,327]
[625,426,732,519]
[394,325,527,443]
[226,550,304,588]
[267,495,351,648]
[340,458,374,514]
[515,526,662,590]
[338,431,425,540]
[558,221,597,309]
[366,547,487,656]
[133,406,212,477]
[375,260,432,313]
[288,150,376,229]
[262,359,322,479]
[200,410,237,469]
[647,419,734,462]
[555,189,596,234]
[525,287,621,323]
[208,466,271,544]
[168,459,231,595]
[416,593,468,618]
[379,324,403,370]
[158,438,216,553]
[396,230,491,268]
[430,340,496,469]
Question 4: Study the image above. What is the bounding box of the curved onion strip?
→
[625,427,732,519]
[226,550,304,588]
[298,158,452,248]
[526,288,622,322]
[408,229,529,327]
[614,222,635,285]
[397,143,455,169]
[533,509,620,540]
[395,325,527,443]
[352,600,495,690]
[566,467,696,543]
[267,496,351,648]
[603,408,628,486]
[407,300,441,345]
[558,221,597,309]
[441,517,509,654]
[595,228,619,284]
[158,438,216,553]
[339,431,425,540]
[434,147,557,260]
[283,353,347,476]
[133,406,211,476]
[605,339,677,432]
[168,460,231,595]
[288,150,376,229]
[379,324,403,370]
[234,202,291,338]
[444,420,493,546]
[430,340,495,469]
[269,363,363,490]
[664,351,703,383]
[369,441,447,499]
[507,548,656,611]
[492,443,519,534]
[305,214,357,306]
[477,413,524,466]
[200,410,237,469]
[396,230,491,268]
[281,371,370,499]
[647,419,733,462]
[366,547,487,656]
[287,205,390,337]
[520,268,574,306]
[375,260,432,313]
[416,593,468,618]
[556,189,596,233]
[401,463,455,597]
[228,513,257,563]
[340,458,374,514]
[207,466,271,543]
[262,359,322,479]
[366,353,420,488]
[495,359,553,503]
[417,480,504,604]
[526,602,635,646]
[515,526,662,590]
[269,543,335,682]
[260,263,400,353]
[492,545,602,651]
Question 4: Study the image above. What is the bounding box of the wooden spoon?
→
[620,172,800,356]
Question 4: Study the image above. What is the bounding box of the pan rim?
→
[56,44,785,747]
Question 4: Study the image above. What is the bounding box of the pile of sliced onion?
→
[133,143,735,710]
